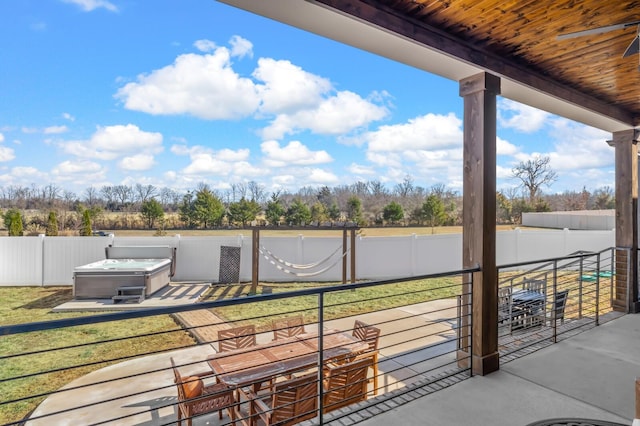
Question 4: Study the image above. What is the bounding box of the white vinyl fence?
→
[0,228,615,286]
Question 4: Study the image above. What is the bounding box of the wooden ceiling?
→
[366,0,640,123]
[220,0,640,131]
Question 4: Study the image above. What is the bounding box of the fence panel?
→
[0,229,617,286]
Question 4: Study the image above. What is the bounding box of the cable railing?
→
[497,247,620,360]
[0,268,476,426]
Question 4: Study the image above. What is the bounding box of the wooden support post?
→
[251,228,259,295]
[342,229,347,284]
[350,229,356,283]
[458,72,500,375]
[608,130,640,313]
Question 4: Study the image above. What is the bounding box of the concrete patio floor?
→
[358,313,638,426]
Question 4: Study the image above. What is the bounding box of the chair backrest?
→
[522,278,545,293]
[170,357,186,401]
[554,289,570,318]
[270,373,318,425]
[272,315,305,340]
[323,357,372,412]
[352,320,380,352]
[218,324,257,352]
[498,287,511,306]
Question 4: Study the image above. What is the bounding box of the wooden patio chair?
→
[351,319,381,395]
[547,289,570,326]
[239,373,318,426]
[323,357,372,412]
[272,315,305,341]
[170,357,236,426]
[217,324,257,352]
[522,277,546,294]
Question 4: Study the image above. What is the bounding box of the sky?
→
[0,0,615,199]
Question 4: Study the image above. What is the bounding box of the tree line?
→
[0,157,616,235]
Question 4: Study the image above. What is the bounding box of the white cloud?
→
[53,160,103,176]
[366,113,462,152]
[177,145,254,176]
[253,58,332,115]
[44,125,68,134]
[547,118,611,171]
[307,168,339,185]
[347,163,376,176]
[12,166,49,181]
[262,91,388,140]
[0,146,15,162]
[119,154,155,171]
[59,124,163,161]
[115,48,260,120]
[229,35,253,59]
[62,0,118,12]
[0,133,4,143]
[497,136,518,156]
[62,112,75,121]
[194,39,217,53]
[261,140,332,167]
[498,98,550,133]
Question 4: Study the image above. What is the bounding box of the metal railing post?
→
[596,253,600,326]
[469,273,473,378]
[318,291,325,424]
[552,260,558,343]
[578,255,584,319]
[610,248,614,308]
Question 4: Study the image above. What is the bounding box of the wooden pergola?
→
[218,0,640,375]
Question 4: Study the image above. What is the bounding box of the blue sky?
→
[0,0,614,198]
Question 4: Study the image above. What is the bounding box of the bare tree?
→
[101,186,116,210]
[511,155,557,203]
[394,176,414,198]
[84,187,99,207]
[134,184,157,204]
[247,180,266,204]
[230,183,247,202]
[113,185,133,209]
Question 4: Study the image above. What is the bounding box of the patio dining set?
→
[171,316,381,426]
[498,276,570,334]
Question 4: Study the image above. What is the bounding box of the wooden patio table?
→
[207,329,369,424]
[207,329,368,389]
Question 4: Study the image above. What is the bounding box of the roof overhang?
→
[218,0,636,133]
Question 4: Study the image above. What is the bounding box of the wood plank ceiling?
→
[314,0,640,128]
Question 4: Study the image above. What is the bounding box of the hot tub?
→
[73,246,176,299]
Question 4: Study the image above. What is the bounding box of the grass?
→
[201,277,463,333]
[0,286,195,425]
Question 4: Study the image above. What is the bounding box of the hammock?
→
[260,244,344,270]
[259,247,350,277]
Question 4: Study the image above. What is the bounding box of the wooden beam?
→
[608,130,639,312]
[459,72,500,375]
[312,0,635,126]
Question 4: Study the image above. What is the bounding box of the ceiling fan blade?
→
[623,33,640,57]
[557,21,640,40]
